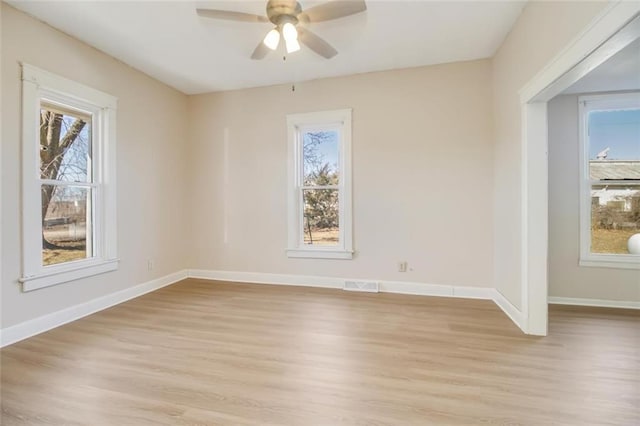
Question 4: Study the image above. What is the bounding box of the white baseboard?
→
[377,280,452,297]
[548,296,640,310]
[492,289,527,333]
[189,269,526,331]
[454,286,497,300]
[0,270,189,348]
[189,269,496,300]
[189,269,345,289]
[0,268,530,348]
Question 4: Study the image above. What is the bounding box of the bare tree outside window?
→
[40,105,92,265]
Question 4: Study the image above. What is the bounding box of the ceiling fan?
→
[196,0,367,60]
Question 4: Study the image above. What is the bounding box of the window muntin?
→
[287,110,352,259]
[21,64,118,291]
[579,93,640,268]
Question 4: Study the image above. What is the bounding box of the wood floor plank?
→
[1,279,639,425]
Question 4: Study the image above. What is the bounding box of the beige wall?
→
[491,1,608,309]
[187,60,495,288]
[548,94,640,302]
[1,4,189,327]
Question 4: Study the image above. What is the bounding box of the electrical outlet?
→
[147,259,154,271]
[398,261,408,272]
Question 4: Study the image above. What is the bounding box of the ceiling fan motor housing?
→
[267,0,302,25]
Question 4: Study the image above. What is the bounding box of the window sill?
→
[287,248,353,260]
[579,255,640,270]
[19,258,119,292]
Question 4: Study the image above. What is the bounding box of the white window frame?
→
[578,92,640,270]
[19,64,118,291]
[286,109,353,259]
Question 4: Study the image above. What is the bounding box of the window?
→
[579,93,640,269]
[20,64,118,291]
[287,109,353,259]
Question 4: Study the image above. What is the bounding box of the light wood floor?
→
[1,279,639,425]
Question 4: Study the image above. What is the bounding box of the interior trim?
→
[0,270,188,348]
[549,297,640,310]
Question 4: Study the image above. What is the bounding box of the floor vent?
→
[343,280,379,293]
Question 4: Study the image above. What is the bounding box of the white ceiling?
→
[8,0,526,94]
[563,37,640,95]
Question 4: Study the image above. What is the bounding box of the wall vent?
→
[343,280,379,293]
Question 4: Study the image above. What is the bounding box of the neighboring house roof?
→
[590,160,640,180]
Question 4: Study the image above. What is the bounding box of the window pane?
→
[40,104,92,183]
[302,189,339,245]
[303,130,339,186]
[591,184,640,254]
[42,185,93,266]
[588,109,640,179]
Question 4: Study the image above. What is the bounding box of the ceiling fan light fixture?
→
[281,22,298,42]
[285,37,301,54]
[263,28,280,50]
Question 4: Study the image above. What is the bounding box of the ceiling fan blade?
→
[299,0,366,23]
[298,27,338,59]
[251,40,270,60]
[196,8,268,23]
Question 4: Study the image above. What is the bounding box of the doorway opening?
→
[520,8,640,335]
